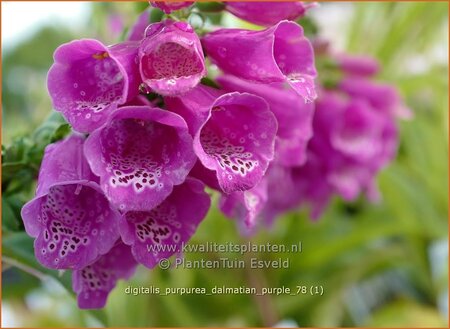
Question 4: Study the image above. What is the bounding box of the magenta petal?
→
[21,134,120,269]
[84,106,196,212]
[164,84,222,136]
[219,179,268,235]
[193,92,277,193]
[35,134,97,196]
[127,9,150,41]
[149,1,192,14]
[72,241,137,309]
[218,75,314,166]
[139,20,206,96]
[118,178,210,268]
[202,20,317,102]
[339,77,412,119]
[47,39,141,133]
[225,2,316,26]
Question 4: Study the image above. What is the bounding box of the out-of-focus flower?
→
[218,75,315,166]
[119,178,210,268]
[127,9,151,41]
[202,20,317,102]
[225,2,316,27]
[339,77,412,119]
[139,20,206,96]
[21,135,120,270]
[47,40,141,133]
[149,1,192,14]
[335,54,380,77]
[72,241,137,309]
[165,85,277,193]
[84,106,196,212]
[219,179,268,235]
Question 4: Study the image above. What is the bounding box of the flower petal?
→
[84,106,196,212]
[139,20,206,96]
[202,20,317,102]
[48,39,141,133]
[72,241,137,309]
[118,178,210,268]
[193,92,277,193]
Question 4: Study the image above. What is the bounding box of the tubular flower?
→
[118,178,210,268]
[217,74,314,166]
[202,20,317,103]
[139,20,206,96]
[21,135,120,270]
[72,241,137,309]
[47,39,141,133]
[225,2,317,27]
[84,106,196,212]
[166,85,277,193]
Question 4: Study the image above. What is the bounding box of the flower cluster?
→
[21,1,408,309]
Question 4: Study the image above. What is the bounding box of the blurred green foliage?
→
[1,2,448,328]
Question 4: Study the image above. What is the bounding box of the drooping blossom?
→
[47,39,141,133]
[139,20,206,96]
[72,241,137,309]
[202,20,317,102]
[263,90,399,221]
[21,135,120,270]
[217,75,314,166]
[149,1,192,14]
[225,2,317,27]
[119,178,210,268]
[165,85,277,193]
[84,106,196,212]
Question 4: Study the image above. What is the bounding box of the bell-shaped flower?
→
[218,74,314,166]
[149,1,192,14]
[225,2,316,27]
[84,106,196,212]
[118,178,210,268]
[165,85,277,193]
[47,40,141,133]
[72,241,137,309]
[202,20,317,102]
[21,135,120,270]
[139,20,206,96]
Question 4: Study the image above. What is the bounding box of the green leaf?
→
[2,197,20,232]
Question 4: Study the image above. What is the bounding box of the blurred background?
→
[2,2,449,327]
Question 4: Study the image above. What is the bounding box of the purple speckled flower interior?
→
[19,1,409,310]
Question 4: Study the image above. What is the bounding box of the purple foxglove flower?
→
[84,106,196,212]
[21,135,120,270]
[118,178,210,268]
[166,85,277,193]
[225,2,317,27]
[139,20,206,96]
[149,1,192,14]
[202,20,317,102]
[47,39,141,133]
[335,54,380,77]
[219,179,268,235]
[127,9,151,41]
[73,241,137,309]
[217,75,314,166]
[339,77,412,119]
